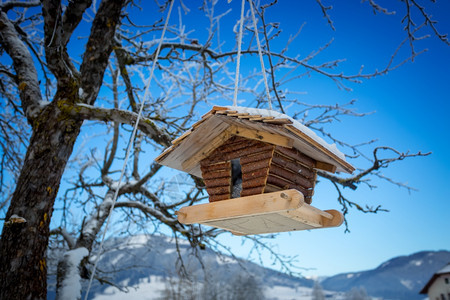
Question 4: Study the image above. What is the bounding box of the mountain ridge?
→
[321,249,450,300]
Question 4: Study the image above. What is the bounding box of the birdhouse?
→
[156,106,354,235]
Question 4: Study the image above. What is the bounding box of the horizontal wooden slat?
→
[240,150,274,165]
[315,161,337,173]
[285,124,355,174]
[227,113,249,117]
[215,110,237,115]
[230,126,293,148]
[238,114,261,119]
[242,168,269,180]
[267,175,313,198]
[209,194,231,202]
[264,184,282,193]
[202,169,230,180]
[240,186,265,197]
[242,177,267,189]
[262,118,293,125]
[272,153,315,179]
[200,161,230,171]
[269,164,314,189]
[241,158,272,173]
[206,185,230,195]
[203,177,230,188]
[275,146,316,168]
[204,144,274,164]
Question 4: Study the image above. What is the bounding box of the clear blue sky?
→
[160,0,450,277]
[48,0,450,279]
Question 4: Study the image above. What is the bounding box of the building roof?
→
[420,263,450,294]
[156,106,355,177]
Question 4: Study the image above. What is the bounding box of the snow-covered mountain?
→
[321,250,450,300]
[48,234,317,299]
[47,235,450,300]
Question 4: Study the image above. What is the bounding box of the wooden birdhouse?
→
[156,106,355,235]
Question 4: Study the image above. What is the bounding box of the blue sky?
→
[39,0,450,279]
[56,0,449,278]
[173,0,450,277]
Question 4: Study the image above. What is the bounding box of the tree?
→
[344,287,371,300]
[0,0,447,298]
[312,281,325,300]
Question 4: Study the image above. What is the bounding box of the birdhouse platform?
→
[176,189,343,235]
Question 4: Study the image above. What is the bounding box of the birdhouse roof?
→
[155,106,355,177]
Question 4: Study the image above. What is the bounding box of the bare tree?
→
[0,0,446,299]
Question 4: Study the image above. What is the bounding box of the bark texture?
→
[0,0,126,298]
[0,104,83,300]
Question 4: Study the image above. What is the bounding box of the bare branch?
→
[0,11,43,122]
[58,103,172,147]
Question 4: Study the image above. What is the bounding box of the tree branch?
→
[0,11,43,122]
[58,102,172,147]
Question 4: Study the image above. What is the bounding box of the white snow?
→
[347,273,354,278]
[58,247,89,300]
[8,214,26,223]
[226,106,347,161]
[163,248,176,254]
[92,275,167,300]
[400,279,414,290]
[411,260,423,266]
[90,274,347,300]
[437,263,450,274]
[265,285,314,300]
[215,255,238,265]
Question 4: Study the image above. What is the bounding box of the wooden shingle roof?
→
[155,106,355,177]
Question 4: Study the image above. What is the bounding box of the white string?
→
[249,0,272,110]
[233,0,246,106]
[83,1,175,299]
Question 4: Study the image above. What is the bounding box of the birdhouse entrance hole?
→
[231,158,242,198]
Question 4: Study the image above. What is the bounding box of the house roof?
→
[420,263,450,294]
[155,106,355,177]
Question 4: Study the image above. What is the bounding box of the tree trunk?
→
[0,103,83,299]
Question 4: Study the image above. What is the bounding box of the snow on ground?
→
[91,275,352,300]
[92,275,166,300]
[265,285,313,300]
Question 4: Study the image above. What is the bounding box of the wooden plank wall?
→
[266,146,317,204]
[200,136,317,204]
[200,136,274,202]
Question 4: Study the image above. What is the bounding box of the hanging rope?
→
[83,1,175,298]
[233,0,246,106]
[233,0,272,110]
[248,0,272,110]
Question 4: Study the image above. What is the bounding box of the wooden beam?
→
[181,129,232,172]
[230,125,293,148]
[315,161,337,173]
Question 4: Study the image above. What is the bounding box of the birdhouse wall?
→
[265,146,317,204]
[200,136,274,202]
[200,135,319,203]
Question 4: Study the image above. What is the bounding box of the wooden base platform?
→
[176,190,343,235]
